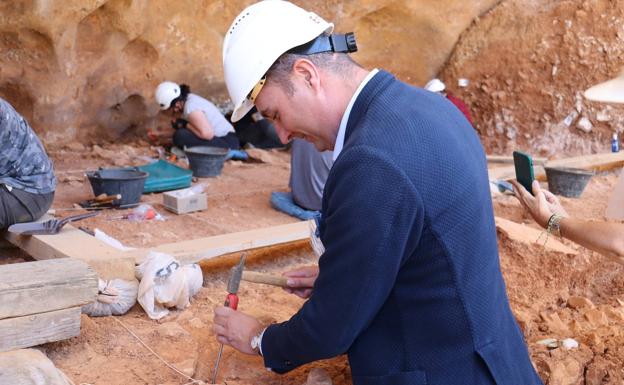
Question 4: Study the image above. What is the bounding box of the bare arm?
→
[511,180,624,263]
[559,217,624,263]
[187,110,215,140]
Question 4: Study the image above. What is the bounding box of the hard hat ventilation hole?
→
[228,12,250,34]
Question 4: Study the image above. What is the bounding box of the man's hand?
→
[213,307,263,355]
[511,180,569,228]
[282,265,319,299]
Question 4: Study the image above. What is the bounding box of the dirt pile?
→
[440,0,624,156]
[493,172,624,384]
[25,141,622,384]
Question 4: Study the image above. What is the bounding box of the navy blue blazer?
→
[262,71,543,385]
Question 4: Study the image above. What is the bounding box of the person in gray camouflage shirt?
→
[0,97,56,229]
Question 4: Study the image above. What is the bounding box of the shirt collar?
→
[332,68,379,161]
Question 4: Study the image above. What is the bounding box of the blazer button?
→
[285,360,292,366]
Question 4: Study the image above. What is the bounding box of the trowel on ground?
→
[8,212,99,235]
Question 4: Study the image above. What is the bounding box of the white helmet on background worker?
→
[584,73,624,104]
[222,1,335,122]
[425,78,446,93]
[155,81,181,110]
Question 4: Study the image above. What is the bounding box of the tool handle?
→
[224,293,238,310]
[242,271,289,287]
[59,211,100,227]
[94,193,122,203]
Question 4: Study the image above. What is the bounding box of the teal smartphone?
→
[513,151,535,195]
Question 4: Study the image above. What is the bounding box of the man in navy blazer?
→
[214,2,543,384]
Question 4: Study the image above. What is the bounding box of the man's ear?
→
[292,58,321,90]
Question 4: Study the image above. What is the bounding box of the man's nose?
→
[274,123,291,144]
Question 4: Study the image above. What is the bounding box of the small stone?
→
[176,310,194,322]
[548,356,583,385]
[561,338,579,350]
[576,117,593,133]
[157,322,190,338]
[540,311,569,334]
[536,338,559,349]
[188,317,206,329]
[604,307,624,321]
[584,309,609,327]
[596,109,611,122]
[585,365,608,385]
[567,296,595,310]
[61,175,84,183]
[305,368,333,385]
[174,358,197,377]
[65,142,85,151]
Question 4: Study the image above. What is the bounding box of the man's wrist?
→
[250,327,266,356]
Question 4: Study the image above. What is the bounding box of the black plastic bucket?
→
[184,146,229,177]
[545,166,594,198]
[86,168,148,206]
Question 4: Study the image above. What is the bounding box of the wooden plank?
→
[3,225,136,280]
[130,220,312,264]
[488,152,624,181]
[0,238,16,249]
[0,258,98,320]
[487,155,547,165]
[495,217,577,255]
[0,307,81,352]
[606,168,624,221]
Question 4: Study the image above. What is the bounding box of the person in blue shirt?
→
[213,2,543,384]
[0,97,56,229]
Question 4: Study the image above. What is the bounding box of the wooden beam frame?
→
[3,220,313,278]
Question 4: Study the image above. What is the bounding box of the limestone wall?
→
[0,0,498,143]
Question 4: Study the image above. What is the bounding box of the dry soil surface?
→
[3,142,624,385]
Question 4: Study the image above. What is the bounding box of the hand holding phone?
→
[513,151,535,195]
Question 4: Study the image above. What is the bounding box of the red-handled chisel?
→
[211,254,245,384]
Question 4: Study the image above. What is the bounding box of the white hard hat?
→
[584,74,624,104]
[223,0,334,122]
[425,78,446,93]
[155,81,181,110]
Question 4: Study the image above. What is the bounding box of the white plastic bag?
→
[136,251,203,320]
[82,278,139,317]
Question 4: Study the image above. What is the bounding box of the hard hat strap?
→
[248,77,266,103]
[244,33,357,105]
[289,33,358,56]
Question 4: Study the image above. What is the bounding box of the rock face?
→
[0,0,497,143]
[440,0,624,156]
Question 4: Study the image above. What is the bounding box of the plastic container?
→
[545,167,594,198]
[86,168,148,206]
[138,159,192,193]
[612,133,620,153]
[184,146,229,177]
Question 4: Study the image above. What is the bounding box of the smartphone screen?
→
[513,151,535,195]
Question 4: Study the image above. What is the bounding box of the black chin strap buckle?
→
[288,32,358,55]
[330,33,358,53]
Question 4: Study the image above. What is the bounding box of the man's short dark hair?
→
[266,52,360,96]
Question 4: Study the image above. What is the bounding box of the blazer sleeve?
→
[262,145,425,373]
